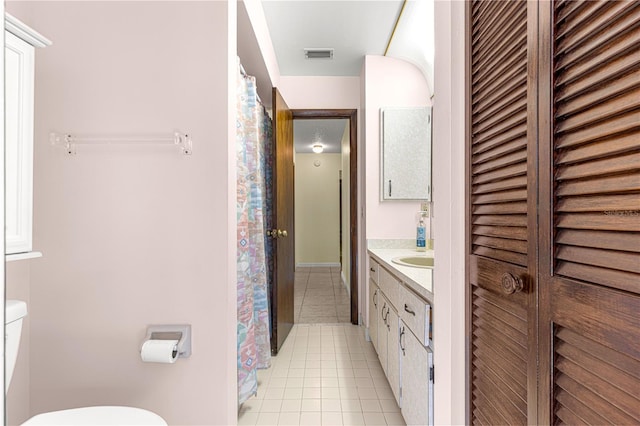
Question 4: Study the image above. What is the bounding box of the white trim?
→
[6,251,42,262]
[5,13,52,48]
[296,262,340,268]
[340,270,350,296]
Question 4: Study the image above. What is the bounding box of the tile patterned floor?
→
[238,324,406,426]
[295,267,351,324]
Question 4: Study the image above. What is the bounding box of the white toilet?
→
[6,300,167,425]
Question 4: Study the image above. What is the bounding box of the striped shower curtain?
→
[236,60,273,405]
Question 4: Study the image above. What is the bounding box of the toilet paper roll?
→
[141,339,179,363]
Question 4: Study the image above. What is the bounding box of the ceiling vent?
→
[304,48,334,60]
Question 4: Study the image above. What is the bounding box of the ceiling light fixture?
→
[312,144,324,154]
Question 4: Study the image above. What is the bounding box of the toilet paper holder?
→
[142,324,192,359]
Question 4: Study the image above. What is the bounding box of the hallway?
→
[294,267,351,324]
[237,324,405,426]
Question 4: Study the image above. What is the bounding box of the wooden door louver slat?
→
[556,133,639,164]
[554,327,640,425]
[556,69,640,114]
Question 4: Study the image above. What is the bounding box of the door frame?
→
[291,109,359,325]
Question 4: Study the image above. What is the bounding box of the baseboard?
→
[296,262,341,268]
[340,270,350,297]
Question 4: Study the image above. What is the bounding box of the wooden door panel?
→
[468,0,533,424]
[542,1,640,424]
[271,87,294,354]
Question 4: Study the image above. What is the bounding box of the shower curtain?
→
[236,59,273,405]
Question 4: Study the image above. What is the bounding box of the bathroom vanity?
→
[367,247,434,426]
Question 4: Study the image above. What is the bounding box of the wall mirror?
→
[380,106,432,201]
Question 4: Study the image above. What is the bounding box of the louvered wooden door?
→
[469,0,640,424]
[539,1,640,424]
[468,1,537,424]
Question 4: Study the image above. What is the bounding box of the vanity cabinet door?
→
[400,322,433,426]
[5,31,35,254]
[369,279,379,352]
[386,305,401,406]
[378,297,389,374]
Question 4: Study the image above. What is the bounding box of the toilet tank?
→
[5,300,28,393]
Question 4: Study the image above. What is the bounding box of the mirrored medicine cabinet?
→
[380,106,432,201]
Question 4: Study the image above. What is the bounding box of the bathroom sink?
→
[392,256,434,269]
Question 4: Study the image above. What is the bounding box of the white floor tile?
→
[284,388,304,400]
[339,387,359,399]
[289,369,306,378]
[321,377,340,388]
[379,399,400,413]
[281,399,302,412]
[261,399,283,412]
[304,377,322,388]
[362,412,387,425]
[238,412,259,426]
[321,399,342,412]
[340,399,362,413]
[322,412,343,426]
[383,412,406,426]
[303,388,322,399]
[257,412,280,425]
[342,412,365,426]
[356,388,379,400]
[278,412,301,426]
[301,399,322,412]
[360,399,382,413]
[300,412,322,426]
[287,377,305,388]
[264,388,286,400]
[322,387,341,399]
[306,369,322,378]
[338,377,357,388]
[355,377,374,388]
[270,377,289,388]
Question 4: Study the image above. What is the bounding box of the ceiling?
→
[294,119,348,154]
[262,1,403,153]
[262,0,404,76]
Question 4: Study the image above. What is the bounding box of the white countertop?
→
[368,248,434,303]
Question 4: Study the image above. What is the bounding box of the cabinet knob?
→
[399,326,406,356]
[501,272,524,294]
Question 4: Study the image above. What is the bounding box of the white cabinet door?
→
[5,31,35,254]
[400,321,433,426]
[386,305,401,406]
[369,279,379,352]
[377,296,388,374]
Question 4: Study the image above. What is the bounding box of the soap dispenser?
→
[416,212,427,252]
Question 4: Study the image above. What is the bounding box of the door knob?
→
[501,272,524,294]
[277,229,288,237]
[267,229,279,238]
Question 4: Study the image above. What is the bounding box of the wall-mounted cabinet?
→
[5,15,51,256]
[380,107,432,201]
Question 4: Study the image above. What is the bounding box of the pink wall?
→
[362,55,431,240]
[7,2,237,424]
[432,1,467,425]
[278,76,360,110]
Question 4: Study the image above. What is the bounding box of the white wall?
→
[294,153,342,265]
[432,1,467,425]
[1,2,6,423]
[7,2,237,424]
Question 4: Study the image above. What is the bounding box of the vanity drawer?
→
[399,284,431,347]
[369,258,379,284]
[378,266,400,309]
